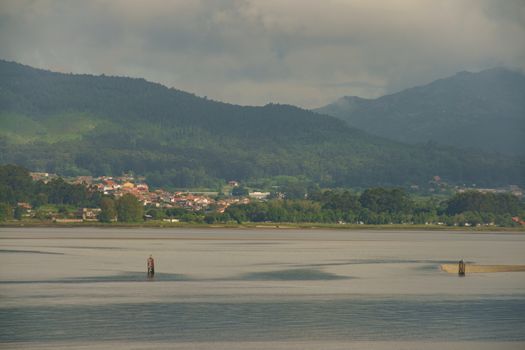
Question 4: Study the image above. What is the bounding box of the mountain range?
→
[0,60,523,188]
[316,68,525,156]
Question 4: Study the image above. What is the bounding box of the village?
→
[25,172,270,222]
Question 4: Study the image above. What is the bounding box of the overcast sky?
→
[1,0,524,108]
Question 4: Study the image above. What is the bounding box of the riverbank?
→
[1,220,523,232]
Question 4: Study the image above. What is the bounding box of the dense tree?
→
[313,190,361,212]
[446,191,521,216]
[117,194,144,222]
[0,164,33,204]
[45,178,90,205]
[146,208,165,220]
[0,165,102,208]
[98,197,117,223]
[360,188,413,214]
[204,212,230,224]
[281,182,308,200]
[0,203,12,221]
[165,207,191,218]
[13,205,23,220]
[220,190,524,226]
[231,186,249,197]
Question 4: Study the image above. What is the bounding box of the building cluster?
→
[28,172,268,213]
[18,173,269,222]
[54,174,265,214]
[29,172,59,183]
[457,185,523,197]
[90,176,261,212]
[14,202,101,223]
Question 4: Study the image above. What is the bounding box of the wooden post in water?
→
[147,254,155,278]
[458,259,466,276]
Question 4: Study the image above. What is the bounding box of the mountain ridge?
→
[0,60,523,188]
[315,67,525,155]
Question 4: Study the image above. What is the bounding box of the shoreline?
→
[1,220,523,232]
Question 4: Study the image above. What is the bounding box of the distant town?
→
[10,170,521,227]
[13,171,277,223]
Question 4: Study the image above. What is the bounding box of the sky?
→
[1,0,524,108]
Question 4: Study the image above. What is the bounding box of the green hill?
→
[0,60,523,188]
[316,68,525,156]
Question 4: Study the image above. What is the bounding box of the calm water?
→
[1,228,525,349]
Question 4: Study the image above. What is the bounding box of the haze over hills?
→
[316,68,525,156]
[0,60,523,188]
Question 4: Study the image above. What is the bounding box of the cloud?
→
[1,0,524,108]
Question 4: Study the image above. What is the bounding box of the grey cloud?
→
[0,0,524,108]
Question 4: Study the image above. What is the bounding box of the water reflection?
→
[1,299,524,342]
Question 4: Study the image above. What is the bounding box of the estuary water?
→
[1,228,524,349]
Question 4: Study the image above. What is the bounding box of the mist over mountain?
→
[316,68,525,156]
[0,60,523,188]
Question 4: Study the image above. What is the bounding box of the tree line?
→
[205,188,523,227]
[0,164,523,227]
[0,164,143,222]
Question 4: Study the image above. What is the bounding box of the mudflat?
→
[2,227,525,349]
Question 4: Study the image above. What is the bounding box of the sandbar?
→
[441,264,525,273]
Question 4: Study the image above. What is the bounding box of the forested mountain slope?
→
[316,68,525,155]
[0,60,522,188]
